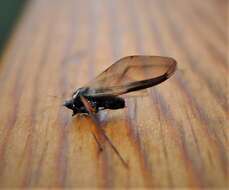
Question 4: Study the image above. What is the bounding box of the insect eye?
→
[63,100,74,109]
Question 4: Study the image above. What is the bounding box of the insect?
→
[64,55,177,115]
[63,55,176,168]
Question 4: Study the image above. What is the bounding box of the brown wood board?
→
[0,0,228,188]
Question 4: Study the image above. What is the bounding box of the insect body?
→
[64,55,177,116]
[63,55,177,167]
[64,87,125,115]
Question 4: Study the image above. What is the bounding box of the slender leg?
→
[80,95,128,168]
[91,131,103,152]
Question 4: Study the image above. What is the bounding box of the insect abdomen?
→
[105,96,125,110]
[92,96,125,110]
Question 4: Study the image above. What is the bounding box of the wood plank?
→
[0,0,228,188]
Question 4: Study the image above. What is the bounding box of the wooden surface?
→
[0,0,228,188]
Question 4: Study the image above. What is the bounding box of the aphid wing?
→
[85,55,176,96]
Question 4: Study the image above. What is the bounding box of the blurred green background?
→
[0,0,26,53]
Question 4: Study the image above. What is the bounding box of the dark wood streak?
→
[178,125,205,186]
[56,117,69,187]
[184,108,203,161]
[210,127,228,176]
[150,89,174,188]
[154,92,174,187]
[32,141,49,185]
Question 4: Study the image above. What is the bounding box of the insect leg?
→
[80,95,128,168]
[91,130,103,152]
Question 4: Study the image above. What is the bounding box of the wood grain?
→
[0,0,228,188]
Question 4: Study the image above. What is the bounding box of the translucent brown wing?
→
[84,55,177,96]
